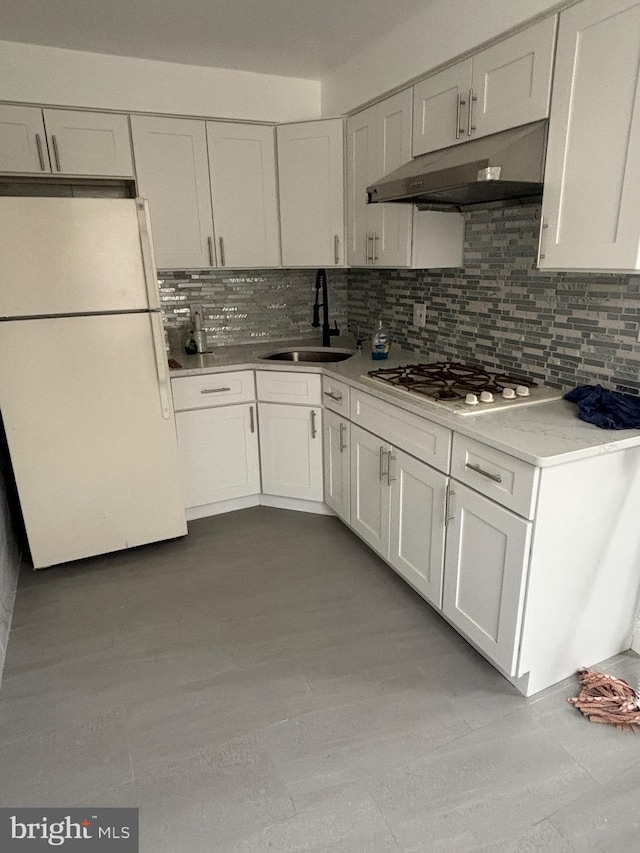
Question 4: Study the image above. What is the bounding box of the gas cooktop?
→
[365,362,563,415]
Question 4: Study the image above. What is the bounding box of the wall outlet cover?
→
[413,303,427,328]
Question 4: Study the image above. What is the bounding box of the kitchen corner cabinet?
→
[0,105,134,177]
[131,115,215,269]
[412,16,556,157]
[347,90,464,268]
[257,371,323,502]
[277,119,345,267]
[171,372,260,516]
[539,0,640,271]
[323,408,351,523]
[206,122,280,267]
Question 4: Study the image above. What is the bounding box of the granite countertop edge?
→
[168,338,640,468]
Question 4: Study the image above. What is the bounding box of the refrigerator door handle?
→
[150,311,172,420]
[136,199,161,311]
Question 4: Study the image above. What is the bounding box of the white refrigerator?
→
[0,196,187,568]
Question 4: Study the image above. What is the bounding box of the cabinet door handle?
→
[447,484,456,522]
[339,422,347,453]
[219,236,226,266]
[455,93,466,139]
[51,134,62,171]
[310,409,317,438]
[537,216,549,263]
[387,452,397,486]
[373,233,379,262]
[201,386,231,394]
[379,445,385,480]
[366,232,374,264]
[35,133,46,171]
[323,390,342,402]
[465,462,502,483]
[207,236,214,266]
[249,405,255,434]
[467,89,477,136]
[334,234,340,265]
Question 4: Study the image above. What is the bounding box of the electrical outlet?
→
[413,303,427,328]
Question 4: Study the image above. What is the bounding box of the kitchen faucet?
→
[312,268,340,347]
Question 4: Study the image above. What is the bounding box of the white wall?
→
[321,0,566,115]
[0,40,321,123]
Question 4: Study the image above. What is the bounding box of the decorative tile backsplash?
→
[348,205,640,393]
[159,268,348,351]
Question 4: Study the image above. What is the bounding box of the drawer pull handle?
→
[324,391,343,402]
[201,387,232,394]
[466,462,502,483]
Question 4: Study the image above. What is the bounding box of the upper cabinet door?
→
[277,119,345,267]
[540,0,640,271]
[471,17,556,139]
[346,110,374,266]
[0,105,51,173]
[412,60,472,157]
[370,89,413,267]
[131,116,215,270]
[207,122,280,268]
[42,109,134,177]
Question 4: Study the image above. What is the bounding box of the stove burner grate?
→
[367,362,537,401]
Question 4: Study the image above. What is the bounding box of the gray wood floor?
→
[1,507,639,852]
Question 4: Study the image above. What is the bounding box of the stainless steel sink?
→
[260,347,355,363]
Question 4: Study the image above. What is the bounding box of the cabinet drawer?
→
[256,371,321,405]
[322,376,350,416]
[171,370,256,411]
[350,390,451,474]
[451,434,539,519]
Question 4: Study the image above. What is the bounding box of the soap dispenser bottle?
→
[371,319,390,360]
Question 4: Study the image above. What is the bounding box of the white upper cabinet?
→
[131,115,215,270]
[0,105,134,177]
[413,17,557,156]
[540,0,640,271]
[206,122,280,268]
[277,119,345,267]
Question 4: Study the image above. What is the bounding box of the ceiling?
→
[1,0,435,80]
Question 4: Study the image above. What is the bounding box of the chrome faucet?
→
[312,268,340,347]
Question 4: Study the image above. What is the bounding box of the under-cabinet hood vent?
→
[366,120,547,211]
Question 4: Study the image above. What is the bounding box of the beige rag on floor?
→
[568,668,640,731]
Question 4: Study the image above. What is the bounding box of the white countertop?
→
[169,338,640,468]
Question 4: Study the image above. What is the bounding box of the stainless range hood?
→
[367,120,547,210]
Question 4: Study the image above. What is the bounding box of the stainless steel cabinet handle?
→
[379,445,385,481]
[537,216,549,263]
[366,232,374,264]
[35,133,46,171]
[467,89,478,136]
[51,134,61,171]
[455,94,466,139]
[447,485,456,521]
[465,462,502,483]
[334,234,340,265]
[207,236,214,266]
[339,422,347,453]
[249,405,255,433]
[373,233,379,262]
[323,390,342,402]
[219,236,226,267]
[201,387,231,394]
[387,453,397,486]
[310,409,317,439]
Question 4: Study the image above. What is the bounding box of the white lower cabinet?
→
[442,482,532,676]
[323,409,350,523]
[350,424,446,609]
[259,402,323,501]
[175,403,260,510]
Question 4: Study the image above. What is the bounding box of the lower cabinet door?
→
[175,403,260,508]
[443,482,532,675]
[389,448,447,609]
[350,424,391,557]
[323,409,350,523]
[259,403,323,501]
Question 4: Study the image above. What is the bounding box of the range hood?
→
[367,120,547,210]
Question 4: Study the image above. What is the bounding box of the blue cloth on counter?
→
[564,385,640,430]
